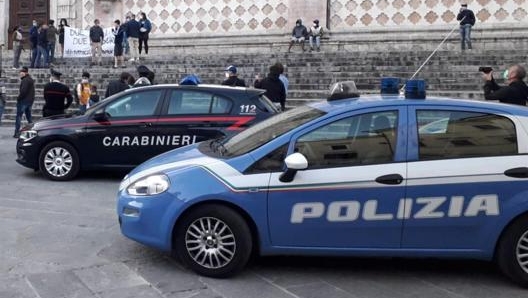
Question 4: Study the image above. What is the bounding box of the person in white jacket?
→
[309,19,324,52]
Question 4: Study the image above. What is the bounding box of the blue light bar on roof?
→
[380,77,400,94]
[405,79,426,99]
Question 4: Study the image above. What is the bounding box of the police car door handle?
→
[504,167,528,178]
[139,122,152,127]
[375,174,404,185]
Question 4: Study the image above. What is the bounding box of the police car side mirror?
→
[279,153,308,183]
[93,109,109,122]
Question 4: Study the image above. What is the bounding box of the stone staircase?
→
[1,48,527,125]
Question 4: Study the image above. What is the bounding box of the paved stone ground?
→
[0,124,527,298]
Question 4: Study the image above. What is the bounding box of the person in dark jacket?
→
[35,24,49,68]
[288,19,308,52]
[43,69,73,117]
[138,12,152,59]
[483,64,528,105]
[112,19,126,68]
[58,18,69,58]
[221,65,246,87]
[457,4,476,50]
[46,19,58,64]
[254,63,286,111]
[29,20,39,68]
[14,67,35,138]
[126,13,140,61]
[105,72,131,97]
[89,19,104,65]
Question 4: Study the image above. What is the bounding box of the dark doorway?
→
[8,0,49,49]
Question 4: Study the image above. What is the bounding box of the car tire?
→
[174,204,252,278]
[496,215,528,287]
[38,141,80,181]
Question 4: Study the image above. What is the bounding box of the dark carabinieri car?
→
[16,84,279,180]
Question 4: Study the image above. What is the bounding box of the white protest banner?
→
[64,26,116,58]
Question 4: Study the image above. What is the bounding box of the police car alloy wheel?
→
[496,216,528,287]
[174,204,252,277]
[38,141,80,181]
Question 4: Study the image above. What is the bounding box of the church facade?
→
[1,0,527,49]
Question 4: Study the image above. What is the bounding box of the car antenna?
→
[400,16,466,94]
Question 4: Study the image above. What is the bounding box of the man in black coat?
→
[14,67,35,138]
[254,63,286,111]
[43,69,73,117]
[457,4,476,50]
[105,72,131,97]
[483,64,528,106]
[221,65,246,87]
[89,19,104,65]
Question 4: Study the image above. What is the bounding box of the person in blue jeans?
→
[29,20,39,68]
[0,80,6,125]
[14,67,35,138]
[35,24,49,68]
[457,4,475,51]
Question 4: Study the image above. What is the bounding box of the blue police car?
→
[117,81,528,286]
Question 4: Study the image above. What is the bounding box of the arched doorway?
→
[8,0,49,49]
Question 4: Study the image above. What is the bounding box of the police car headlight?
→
[127,174,170,196]
[20,130,38,141]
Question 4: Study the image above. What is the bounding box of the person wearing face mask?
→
[12,26,24,69]
[43,69,73,117]
[221,65,246,87]
[29,20,39,68]
[288,19,308,53]
[308,19,324,52]
[483,64,528,105]
[112,20,126,68]
[138,12,152,59]
[14,67,35,138]
[76,72,92,114]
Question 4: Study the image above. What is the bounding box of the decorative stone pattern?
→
[70,0,528,36]
[122,0,289,34]
[331,0,528,29]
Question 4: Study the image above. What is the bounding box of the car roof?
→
[310,95,528,117]
[123,83,265,95]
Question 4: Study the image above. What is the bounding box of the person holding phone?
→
[482,64,528,105]
[457,4,475,51]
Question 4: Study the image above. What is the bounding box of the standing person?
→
[12,26,24,69]
[29,20,39,68]
[105,72,131,97]
[112,20,126,68]
[221,65,246,87]
[308,19,324,52]
[287,19,308,53]
[138,12,152,59]
[126,13,140,62]
[122,15,131,59]
[276,63,289,95]
[76,72,92,114]
[35,23,49,68]
[46,19,58,64]
[14,67,35,138]
[482,64,528,105]
[0,79,6,126]
[254,63,286,111]
[58,18,69,58]
[43,70,73,117]
[89,19,104,66]
[457,4,476,51]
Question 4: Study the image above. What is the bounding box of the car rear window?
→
[417,110,517,160]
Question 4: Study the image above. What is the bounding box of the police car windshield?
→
[221,106,325,157]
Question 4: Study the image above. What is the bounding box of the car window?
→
[168,90,232,114]
[417,110,517,160]
[244,144,288,174]
[105,90,162,117]
[221,105,325,157]
[295,111,398,169]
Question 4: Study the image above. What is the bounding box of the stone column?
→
[287,0,328,29]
